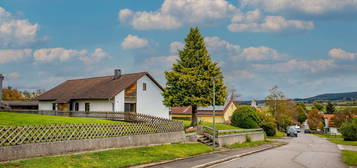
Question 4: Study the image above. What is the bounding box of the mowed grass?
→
[342,150,357,166]
[0,143,211,168]
[0,112,122,126]
[314,134,342,139]
[268,131,285,138]
[327,138,357,146]
[225,140,272,149]
[181,120,241,130]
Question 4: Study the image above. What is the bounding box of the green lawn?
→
[0,112,123,126]
[314,134,342,139]
[0,143,211,168]
[268,131,285,138]
[225,140,272,149]
[342,150,357,166]
[181,120,241,130]
[327,138,357,146]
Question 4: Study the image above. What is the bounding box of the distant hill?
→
[296,91,357,102]
[239,91,357,104]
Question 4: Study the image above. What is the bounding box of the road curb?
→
[131,142,287,168]
[193,142,287,168]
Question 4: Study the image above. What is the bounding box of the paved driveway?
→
[211,133,346,168]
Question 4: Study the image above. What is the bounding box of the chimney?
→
[113,69,121,80]
[0,74,4,102]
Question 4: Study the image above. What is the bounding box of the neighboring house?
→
[3,100,38,110]
[251,99,257,108]
[37,69,169,119]
[323,114,357,134]
[170,95,237,123]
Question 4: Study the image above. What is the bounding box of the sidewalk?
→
[337,144,357,151]
[132,142,286,168]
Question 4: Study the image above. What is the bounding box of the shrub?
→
[231,106,260,129]
[261,122,277,136]
[340,118,357,141]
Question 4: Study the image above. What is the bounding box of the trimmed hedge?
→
[340,118,357,141]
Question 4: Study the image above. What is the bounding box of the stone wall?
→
[217,132,265,147]
[0,131,186,162]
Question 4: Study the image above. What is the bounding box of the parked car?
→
[287,126,298,137]
[294,125,301,133]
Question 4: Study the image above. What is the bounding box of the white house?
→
[37,69,169,119]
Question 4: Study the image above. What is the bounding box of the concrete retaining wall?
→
[217,132,265,147]
[0,131,186,162]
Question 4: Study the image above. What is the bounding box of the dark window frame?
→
[143,83,147,91]
[85,103,90,112]
[75,103,79,111]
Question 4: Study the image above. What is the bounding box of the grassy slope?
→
[0,112,122,126]
[181,120,241,130]
[268,131,285,138]
[225,140,272,149]
[327,138,357,146]
[342,150,357,166]
[0,143,211,168]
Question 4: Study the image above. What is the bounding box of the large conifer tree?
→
[163,27,227,127]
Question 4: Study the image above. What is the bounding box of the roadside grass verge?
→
[225,140,272,149]
[342,150,357,166]
[0,112,123,126]
[327,138,357,146]
[314,134,342,139]
[0,143,211,168]
[268,131,285,138]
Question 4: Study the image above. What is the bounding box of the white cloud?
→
[33,48,108,64]
[118,9,133,23]
[118,0,237,30]
[329,48,357,60]
[252,59,335,73]
[204,36,241,56]
[0,49,32,64]
[233,70,255,79]
[33,48,87,62]
[79,48,109,64]
[0,6,39,47]
[121,34,149,49]
[228,14,314,32]
[240,46,287,61]
[5,72,21,79]
[239,0,357,15]
[170,41,184,53]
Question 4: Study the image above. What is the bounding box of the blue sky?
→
[1,0,357,100]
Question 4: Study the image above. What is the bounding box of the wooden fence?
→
[0,110,183,147]
[2,109,172,123]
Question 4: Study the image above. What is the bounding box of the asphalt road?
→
[211,133,346,168]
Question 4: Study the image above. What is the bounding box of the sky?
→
[0,0,357,100]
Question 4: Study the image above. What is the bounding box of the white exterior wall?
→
[114,91,124,112]
[136,75,169,119]
[71,100,113,112]
[38,101,54,110]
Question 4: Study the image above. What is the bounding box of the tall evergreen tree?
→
[326,102,336,114]
[163,27,227,127]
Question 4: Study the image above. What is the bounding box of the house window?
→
[75,103,79,111]
[69,103,73,111]
[125,103,136,112]
[143,83,147,91]
[85,103,90,112]
[52,103,56,110]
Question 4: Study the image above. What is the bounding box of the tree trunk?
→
[191,105,198,127]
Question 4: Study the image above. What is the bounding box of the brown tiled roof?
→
[37,72,163,103]
[3,100,38,106]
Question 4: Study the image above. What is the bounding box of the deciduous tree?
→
[307,109,324,130]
